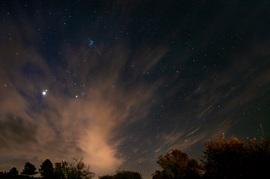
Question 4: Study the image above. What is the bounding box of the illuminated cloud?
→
[0,19,167,175]
[1,2,270,179]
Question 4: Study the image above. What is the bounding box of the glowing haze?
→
[0,1,270,178]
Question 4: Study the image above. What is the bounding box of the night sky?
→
[0,1,270,178]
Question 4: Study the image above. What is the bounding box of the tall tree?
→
[69,158,95,179]
[40,159,54,178]
[152,149,202,179]
[201,134,270,178]
[21,162,38,176]
[54,161,70,179]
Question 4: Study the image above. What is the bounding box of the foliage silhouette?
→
[114,170,142,179]
[152,149,202,179]
[99,170,142,179]
[69,158,95,179]
[99,175,113,179]
[54,158,95,179]
[201,133,270,178]
[21,162,38,176]
[39,159,54,178]
[1,135,269,179]
[9,167,19,176]
[54,161,70,179]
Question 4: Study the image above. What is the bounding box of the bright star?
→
[42,89,48,96]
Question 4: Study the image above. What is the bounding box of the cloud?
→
[0,115,38,150]
[2,2,269,178]
[0,8,168,175]
[0,16,168,175]
[151,37,270,158]
[154,119,233,158]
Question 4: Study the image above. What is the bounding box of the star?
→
[42,89,48,96]
[0,2,269,179]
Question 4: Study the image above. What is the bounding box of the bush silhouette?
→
[114,170,142,179]
[99,175,113,179]
[9,167,19,176]
[99,170,142,179]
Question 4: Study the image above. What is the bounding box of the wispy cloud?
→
[0,17,168,175]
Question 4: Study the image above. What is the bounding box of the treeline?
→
[0,158,142,179]
[0,158,94,179]
[1,134,269,179]
[152,134,270,179]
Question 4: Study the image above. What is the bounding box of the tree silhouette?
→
[21,162,38,176]
[54,158,94,179]
[54,161,70,179]
[245,137,270,178]
[69,158,95,179]
[201,133,270,178]
[40,159,54,178]
[201,133,246,178]
[8,167,18,176]
[152,149,202,179]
